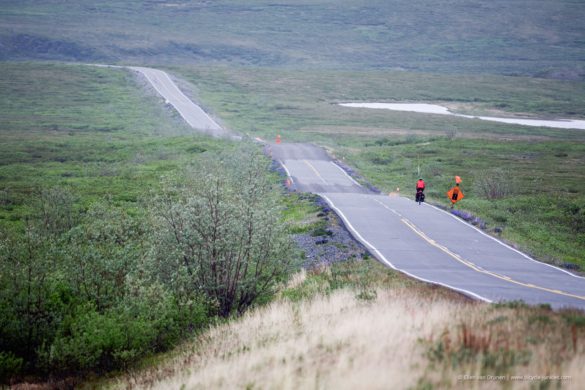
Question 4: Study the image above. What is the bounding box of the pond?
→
[339,103,585,130]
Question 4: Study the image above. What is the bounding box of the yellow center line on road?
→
[303,160,328,185]
[400,218,585,302]
[371,197,585,301]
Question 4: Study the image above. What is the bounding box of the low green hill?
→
[1,0,584,78]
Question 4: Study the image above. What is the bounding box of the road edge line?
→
[424,202,585,280]
[158,69,223,130]
[320,194,493,303]
[279,160,294,184]
[330,162,363,187]
[129,66,223,132]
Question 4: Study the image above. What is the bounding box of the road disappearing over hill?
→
[129,66,232,138]
[134,65,585,310]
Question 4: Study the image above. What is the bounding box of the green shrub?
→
[150,144,296,317]
[44,305,130,371]
[0,194,213,380]
[0,140,293,380]
[0,351,23,383]
[474,169,512,200]
[61,201,146,311]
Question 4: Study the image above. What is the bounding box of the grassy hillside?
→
[0,62,215,224]
[1,1,584,78]
[167,66,585,138]
[103,260,585,389]
[0,63,301,383]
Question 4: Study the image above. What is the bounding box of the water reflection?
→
[339,103,585,130]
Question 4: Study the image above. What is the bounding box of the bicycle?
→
[415,188,425,205]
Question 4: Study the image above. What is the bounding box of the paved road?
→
[129,67,233,138]
[272,143,585,309]
[132,66,585,310]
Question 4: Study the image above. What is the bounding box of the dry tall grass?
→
[111,278,585,389]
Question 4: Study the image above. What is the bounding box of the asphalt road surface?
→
[129,66,232,138]
[135,65,585,310]
[272,143,585,309]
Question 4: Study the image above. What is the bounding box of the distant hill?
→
[1,0,584,78]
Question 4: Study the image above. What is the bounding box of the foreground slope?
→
[110,263,585,389]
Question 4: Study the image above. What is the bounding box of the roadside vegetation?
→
[340,137,585,268]
[101,260,585,389]
[0,63,298,384]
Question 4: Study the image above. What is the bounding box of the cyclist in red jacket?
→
[415,178,425,204]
